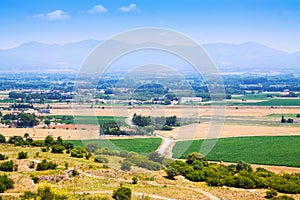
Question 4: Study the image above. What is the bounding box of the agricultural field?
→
[230,98,300,106]
[45,115,127,126]
[173,136,300,167]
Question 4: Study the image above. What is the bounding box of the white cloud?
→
[119,3,138,12]
[33,10,71,21]
[88,5,108,14]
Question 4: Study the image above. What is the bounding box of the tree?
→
[44,119,51,127]
[165,166,180,179]
[44,135,54,146]
[281,115,286,123]
[17,151,28,159]
[236,161,253,172]
[148,152,163,164]
[23,133,30,139]
[186,152,207,165]
[112,186,132,200]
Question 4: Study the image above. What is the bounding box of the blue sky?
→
[1,0,300,52]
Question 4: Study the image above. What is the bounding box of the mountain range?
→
[0,40,299,73]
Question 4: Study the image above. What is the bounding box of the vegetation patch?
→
[68,138,162,155]
[173,136,300,167]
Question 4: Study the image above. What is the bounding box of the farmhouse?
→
[180,97,202,103]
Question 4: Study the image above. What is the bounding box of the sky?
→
[0,0,300,52]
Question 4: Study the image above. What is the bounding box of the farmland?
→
[228,98,300,106]
[173,136,300,167]
[45,115,127,126]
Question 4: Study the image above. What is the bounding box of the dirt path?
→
[78,170,219,200]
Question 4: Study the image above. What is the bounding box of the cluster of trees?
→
[165,152,300,195]
[8,91,72,103]
[100,122,128,136]
[132,114,179,131]
[132,114,151,127]
[1,112,39,127]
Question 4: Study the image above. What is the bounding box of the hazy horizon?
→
[1,0,300,53]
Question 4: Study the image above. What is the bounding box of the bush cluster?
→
[21,183,71,200]
[0,160,15,172]
[0,175,14,193]
[166,152,300,194]
[94,156,109,163]
[17,151,28,159]
[112,186,132,200]
[36,160,57,171]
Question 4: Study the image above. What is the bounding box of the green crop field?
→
[231,94,273,100]
[67,138,162,155]
[46,115,127,126]
[231,98,300,106]
[173,136,300,167]
[267,113,300,118]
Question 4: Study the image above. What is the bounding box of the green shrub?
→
[29,161,35,169]
[20,191,37,200]
[148,152,163,164]
[8,136,25,146]
[17,151,28,159]
[0,160,14,172]
[266,189,278,198]
[31,140,45,147]
[236,161,253,172]
[94,156,109,163]
[121,161,131,171]
[71,146,87,158]
[31,176,39,184]
[36,160,57,171]
[186,152,207,165]
[126,154,161,171]
[41,147,48,152]
[271,195,295,200]
[132,176,138,184]
[51,144,65,153]
[0,154,8,160]
[165,166,180,179]
[112,186,132,200]
[0,175,14,193]
[63,142,74,150]
[0,134,6,143]
[44,135,54,146]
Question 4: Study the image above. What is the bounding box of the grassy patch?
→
[231,94,273,100]
[67,138,162,155]
[231,99,300,106]
[173,136,300,167]
[267,113,300,118]
[46,115,127,126]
